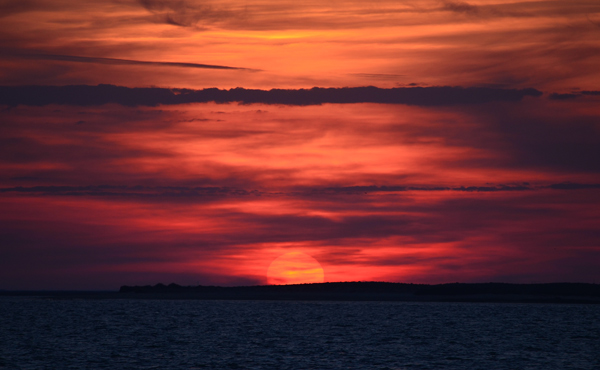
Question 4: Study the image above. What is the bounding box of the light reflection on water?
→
[1,298,599,369]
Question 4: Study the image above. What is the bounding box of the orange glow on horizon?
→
[267,252,325,285]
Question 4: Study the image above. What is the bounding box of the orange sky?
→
[0,0,599,289]
[2,0,600,90]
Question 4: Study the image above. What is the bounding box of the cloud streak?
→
[442,1,479,15]
[138,0,237,28]
[549,91,600,100]
[2,51,253,70]
[2,183,598,199]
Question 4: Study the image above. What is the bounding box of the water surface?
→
[1,298,598,369]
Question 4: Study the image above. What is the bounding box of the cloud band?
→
[0,84,543,107]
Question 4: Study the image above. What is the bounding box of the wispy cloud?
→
[1,50,253,70]
[549,90,600,100]
[3,183,598,199]
[0,0,39,18]
[441,1,479,15]
[138,0,238,27]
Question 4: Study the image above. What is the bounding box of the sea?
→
[1,298,598,370]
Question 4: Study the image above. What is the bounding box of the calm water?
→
[1,298,599,370]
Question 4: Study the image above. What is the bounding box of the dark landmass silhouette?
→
[3,282,598,303]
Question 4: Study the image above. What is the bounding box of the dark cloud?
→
[2,183,597,198]
[1,50,251,70]
[0,185,262,198]
[350,73,405,80]
[138,0,236,27]
[487,106,600,172]
[0,132,174,186]
[549,93,580,100]
[547,183,600,190]
[546,90,600,100]
[437,1,565,20]
[392,99,600,174]
[0,0,38,18]
[0,84,543,107]
[442,1,479,14]
[314,184,533,194]
[450,185,532,192]
[0,216,263,288]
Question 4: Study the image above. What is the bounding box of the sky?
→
[1,0,599,290]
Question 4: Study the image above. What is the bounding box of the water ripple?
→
[0,299,599,369]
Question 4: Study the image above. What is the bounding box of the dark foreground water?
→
[1,298,599,370]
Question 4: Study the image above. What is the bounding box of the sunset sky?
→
[1,0,599,289]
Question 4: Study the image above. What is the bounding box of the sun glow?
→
[267,252,325,285]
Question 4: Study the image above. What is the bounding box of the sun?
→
[267,252,325,285]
